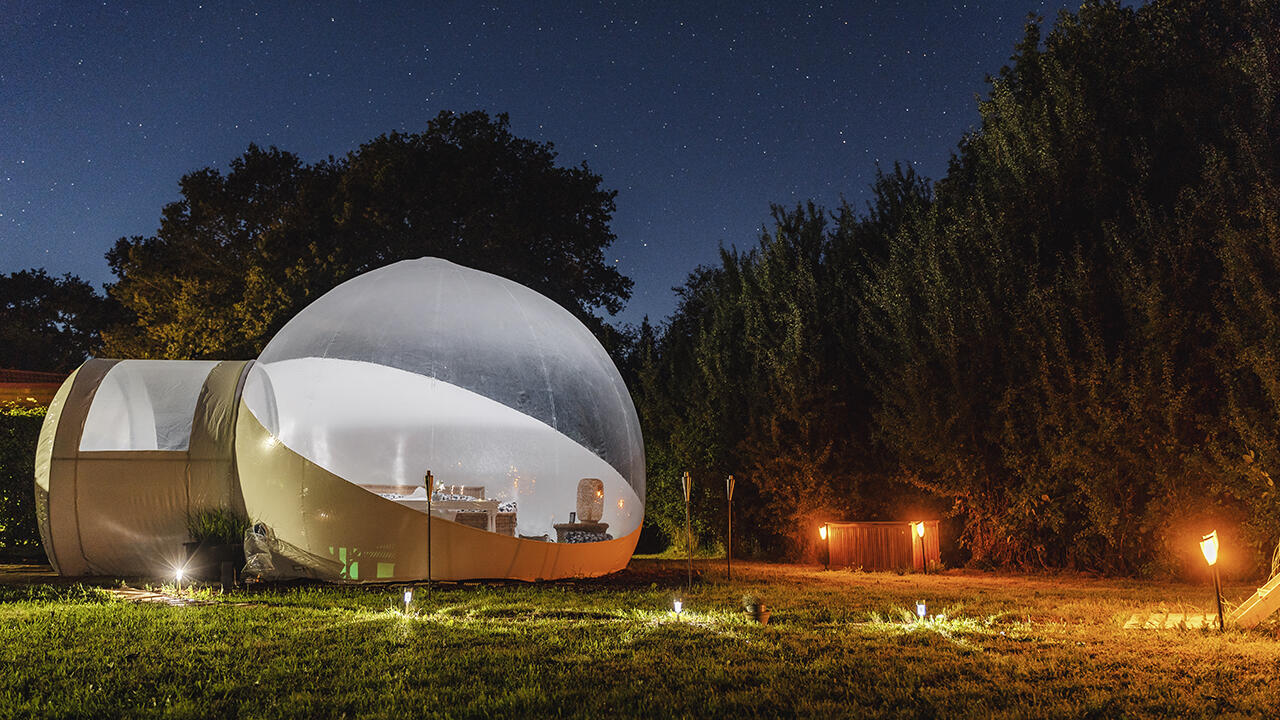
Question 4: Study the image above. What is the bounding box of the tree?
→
[637,189,935,560]
[0,269,112,372]
[105,145,318,359]
[640,0,1280,572]
[862,0,1280,573]
[105,111,631,359]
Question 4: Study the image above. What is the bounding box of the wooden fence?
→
[824,520,940,572]
[0,368,67,407]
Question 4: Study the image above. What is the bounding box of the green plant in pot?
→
[183,508,250,584]
[742,593,771,625]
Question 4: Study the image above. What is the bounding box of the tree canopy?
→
[860,0,1280,574]
[0,269,112,372]
[639,0,1280,573]
[105,111,631,359]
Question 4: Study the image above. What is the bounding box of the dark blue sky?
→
[2,1,1073,326]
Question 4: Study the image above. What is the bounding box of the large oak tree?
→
[105,111,631,359]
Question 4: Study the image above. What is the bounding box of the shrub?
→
[0,404,45,554]
[185,507,250,545]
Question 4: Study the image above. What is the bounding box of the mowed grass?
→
[2,560,1280,719]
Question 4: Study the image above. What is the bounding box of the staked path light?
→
[175,567,184,596]
[916,600,927,620]
[673,598,683,614]
[1201,530,1225,631]
[404,587,413,615]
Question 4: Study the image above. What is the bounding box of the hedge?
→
[0,405,44,554]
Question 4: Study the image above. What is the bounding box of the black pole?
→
[683,471,692,591]
[726,475,734,583]
[1213,565,1225,631]
[426,470,433,589]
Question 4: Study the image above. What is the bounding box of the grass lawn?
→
[2,559,1278,719]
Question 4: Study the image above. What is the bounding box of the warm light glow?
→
[673,599,683,614]
[1201,530,1219,567]
[819,525,828,540]
[175,568,184,583]
[916,522,925,538]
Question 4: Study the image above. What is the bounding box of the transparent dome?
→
[243,257,644,541]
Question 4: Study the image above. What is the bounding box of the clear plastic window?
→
[243,358,643,540]
[247,258,646,540]
[79,360,219,451]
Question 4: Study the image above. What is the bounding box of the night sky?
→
[2,1,1074,327]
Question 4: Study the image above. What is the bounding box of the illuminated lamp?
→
[1201,531,1225,631]
[819,524,830,570]
[913,522,929,574]
[1200,531,1218,567]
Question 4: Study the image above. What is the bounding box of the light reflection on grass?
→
[3,560,1278,718]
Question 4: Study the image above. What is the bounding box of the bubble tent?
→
[34,258,645,581]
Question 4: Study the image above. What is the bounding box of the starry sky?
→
[2,1,1076,327]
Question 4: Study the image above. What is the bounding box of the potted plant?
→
[184,508,250,584]
[742,593,771,625]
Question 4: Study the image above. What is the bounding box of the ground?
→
[1,559,1277,719]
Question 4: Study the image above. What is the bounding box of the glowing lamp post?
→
[673,598,683,615]
[175,567,184,596]
[1201,530,1224,631]
[819,524,830,570]
[403,587,413,615]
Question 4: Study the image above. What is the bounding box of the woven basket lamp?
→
[576,478,605,523]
